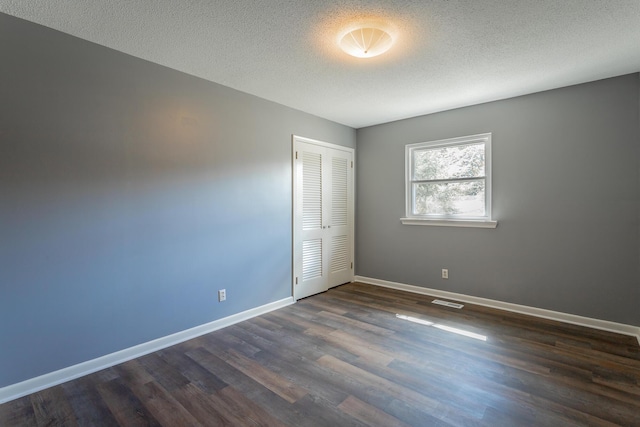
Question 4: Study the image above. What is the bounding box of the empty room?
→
[1,1,639,426]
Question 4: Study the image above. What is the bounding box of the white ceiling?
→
[1,0,639,128]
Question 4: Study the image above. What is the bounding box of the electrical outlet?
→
[442,269,449,279]
[218,289,226,302]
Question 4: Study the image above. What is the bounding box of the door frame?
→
[292,134,355,300]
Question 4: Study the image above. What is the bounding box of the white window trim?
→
[402,133,497,228]
[399,218,498,228]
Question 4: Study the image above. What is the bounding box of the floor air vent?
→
[432,299,464,309]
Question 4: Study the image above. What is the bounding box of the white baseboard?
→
[0,296,295,405]
[355,276,640,345]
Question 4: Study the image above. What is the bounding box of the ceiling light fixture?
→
[339,26,394,58]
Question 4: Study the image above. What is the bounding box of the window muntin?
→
[406,133,492,221]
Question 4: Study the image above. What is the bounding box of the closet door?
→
[293,136,354,300]
[326,148,353,288]
[294,141,327,299]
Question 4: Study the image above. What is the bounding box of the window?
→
[402,133,497,228]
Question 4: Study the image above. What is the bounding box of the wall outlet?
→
[442,269,449,279]
[218,289,226,302]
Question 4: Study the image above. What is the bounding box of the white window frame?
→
[401,133,497,228]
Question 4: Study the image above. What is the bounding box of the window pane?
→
[413,180,485,216]
[413,143,485,181]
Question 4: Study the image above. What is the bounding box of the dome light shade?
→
[339,27,393,58]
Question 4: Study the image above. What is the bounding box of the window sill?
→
[400,218,498,228]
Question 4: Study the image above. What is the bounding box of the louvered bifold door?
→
[293,136,354,300]
[294,142,328,299]
[327,149,353,288]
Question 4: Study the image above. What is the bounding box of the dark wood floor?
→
[2,282,640,426]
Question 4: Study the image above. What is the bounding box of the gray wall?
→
[356,74,640,326]
[0,13,355,388]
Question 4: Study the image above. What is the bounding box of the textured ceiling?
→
[1,0,640,128]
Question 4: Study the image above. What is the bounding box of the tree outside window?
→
[406,133,492,221]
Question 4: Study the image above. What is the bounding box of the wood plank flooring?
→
[1,282,639,426]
